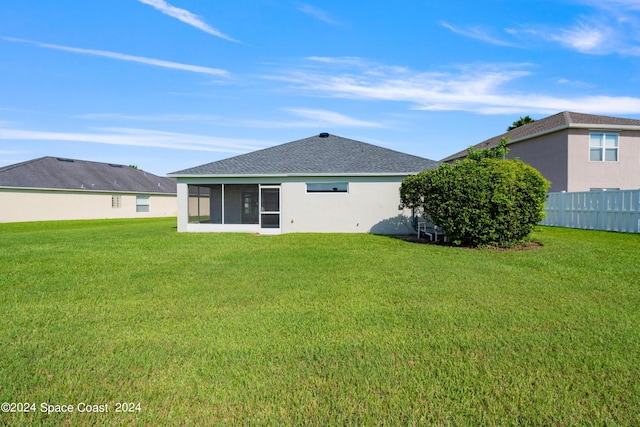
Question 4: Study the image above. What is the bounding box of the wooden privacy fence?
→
[542,190,640,233]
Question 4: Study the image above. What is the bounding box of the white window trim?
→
[589,132,619,163]
[136,195,150,213]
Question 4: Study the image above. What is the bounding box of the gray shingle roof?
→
[170,134,439,176]
[0,157,177,193]
[442,111,640,162]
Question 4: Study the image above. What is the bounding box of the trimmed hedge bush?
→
[401,156,550,247]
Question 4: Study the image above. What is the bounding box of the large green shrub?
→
[401,147,550,247]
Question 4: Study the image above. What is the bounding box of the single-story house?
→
[0,156,177,223]
[168,133,439,234]
[442,111,640,192]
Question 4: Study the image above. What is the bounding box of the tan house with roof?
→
[0,157,177,223]
[442,111,640,192]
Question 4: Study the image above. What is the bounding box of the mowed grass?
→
[0,218,638,426]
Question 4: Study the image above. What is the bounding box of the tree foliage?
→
[507,115,535,131]
[467,137,510,160]
[400,142,550,247]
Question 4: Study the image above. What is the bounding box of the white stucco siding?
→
[280,178,415,234]
[177,182,189,232]
[176,176,418,234]
[0,189,177,223]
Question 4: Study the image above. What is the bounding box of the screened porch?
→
[187,184,280,231]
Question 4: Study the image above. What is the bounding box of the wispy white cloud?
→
[505,20,631,55]
[440,21,515,47]
[285,108,382,127]
[73,113,222,122]
[541,0,640,52]
[296,3,341,25]
[0,127,267,153]
[544,21,611,53]
[305,56,410,75]
[138,0,239,42]
[443,0,640,56]
[73,109,381,129]
[576,0,640,10]
[554,77,595,89]
[269,59,531,111]
[443,19,616,54]
[306,56,372,67]
[1,36,230,76]
[267,57,640,115]
[244,108,383,128]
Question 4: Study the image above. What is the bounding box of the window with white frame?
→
[111,195,121,209]
[136,195,150,212]
[589,133,618,162]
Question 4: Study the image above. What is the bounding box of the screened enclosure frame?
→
[188,183,280,230]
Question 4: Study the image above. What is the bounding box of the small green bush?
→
[401,151,550,247]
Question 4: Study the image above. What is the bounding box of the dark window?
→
[306,183,348,193]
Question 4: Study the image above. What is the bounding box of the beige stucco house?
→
[442,111,640,192]
[0,157,177,223]
[168,133,439,234]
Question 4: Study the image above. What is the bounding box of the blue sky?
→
[2,0,640,175]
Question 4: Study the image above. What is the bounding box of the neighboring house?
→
[168,133,439,234]
[442,111,640,192]
[0,156,177,223]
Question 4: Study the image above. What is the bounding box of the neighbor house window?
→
[136,195,150,212]
[590,133,618,162]
[111,195,122,209]
[306,183,348,192]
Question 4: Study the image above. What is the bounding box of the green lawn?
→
[0,218,638,426]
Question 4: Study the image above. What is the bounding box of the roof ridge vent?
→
[319,132,330,138]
